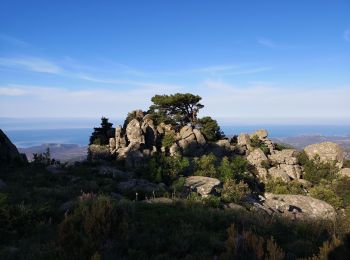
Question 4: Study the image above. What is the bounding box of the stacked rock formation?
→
[238,129,302,182]
[95,110,208,167]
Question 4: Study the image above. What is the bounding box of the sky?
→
[0,0,350,125]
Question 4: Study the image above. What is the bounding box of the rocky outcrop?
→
[268,164,301,181]
[126,119,144,144]
[247,148,268,167]
[304,142,344,168]
[89,111,211,165]
[267,149,302,181]
[237,133,251,147]
[184,176,221,197]
[268,149,298,165]
[250,129,274,152]
[0,129,27,164]
[256,193,336,220]
[338,168,350,178]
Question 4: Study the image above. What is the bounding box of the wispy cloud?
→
[0,34,29,47]
[191,65,239,73]
[344,28,350,42]
[0,87,28,96]
[77,74,183,90]
[258,38,278,48]
[0,57,63,74]
[0,84,182,117]
[200,80,350,123]
[257,37,304,49]
[222,66,273,76]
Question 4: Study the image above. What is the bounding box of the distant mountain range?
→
[18,135,350,162]
[19,143,87,162]
[272,135,350,149]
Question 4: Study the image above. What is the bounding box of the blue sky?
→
[0,0,350,124]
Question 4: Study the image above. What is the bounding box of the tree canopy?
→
[89,117,114,145]
[197,116,224,142]
[149,93,204,126]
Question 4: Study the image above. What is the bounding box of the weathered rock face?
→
[268,164,301,181]
[0,129,27,164]
[179,125,194,140]
[257,193,336,220]
[237,133,251,147]
[304,142,344,168]
[338,168,350,178]
[247,148,268,167]
[269,149,298,165]
[250,129,268,139]
[184,176,221,197]
[141,115,157,148]
[126,119,144,144]
[193,129,206,145]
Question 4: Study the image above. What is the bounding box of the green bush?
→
[217,156,250,183]
[147,155,190,184]
[302,155,338,185]
[250,135,269,154]
[161,131,176,148]
[220,180,250,204]
[197,116,224,142]
[309,182,342,209]
[264,178,306,195]
[333,177,350,207]
[274,143,294,151]
[194,153,218,178]
[343,159,350,168]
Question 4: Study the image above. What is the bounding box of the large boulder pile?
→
[304,142,344,168]
[0,129,27,164]
[239,129,301,182]
[267,149,302,181]
[90,110,209,166]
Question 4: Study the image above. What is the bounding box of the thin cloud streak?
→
[0,57,63,74]
[0,34,29,47]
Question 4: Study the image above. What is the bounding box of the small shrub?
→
[161,131,176,148]
[343,159,350,168]
[265,178,306,195]
[194,153,218,178]
[221,180,250,204]
[261,159,271,170]
[309,182,342,209]
[147,155,190,184]
[297,151,310,166]
[250,135,269,154]
[333,176,350,207]
[302,155,338,185]
[274,143,294,151]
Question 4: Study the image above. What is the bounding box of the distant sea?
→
[3,125,350,148]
